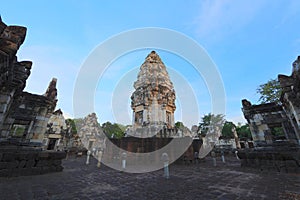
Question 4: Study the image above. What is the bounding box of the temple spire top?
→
[145,50,162,63]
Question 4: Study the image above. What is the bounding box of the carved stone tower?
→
[131,51,176,134]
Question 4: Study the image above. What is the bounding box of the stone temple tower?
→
[130,51,176,136]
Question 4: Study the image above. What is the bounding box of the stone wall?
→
[238,143,300,173]
[105,137,201,163]
[0,145,66,177]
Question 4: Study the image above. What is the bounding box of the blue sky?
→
[2,1,300,128]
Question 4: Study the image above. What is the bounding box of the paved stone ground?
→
[0,155,299,200]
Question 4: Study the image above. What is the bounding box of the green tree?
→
[198,113,225,137]
[236,124,252,140]
[65,119,77,135]
[221,121,236,139]
[257,78,282,104]
[101,122,125,139]
[175,121,185,130]
[198,113,212,136]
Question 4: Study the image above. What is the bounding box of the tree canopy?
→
[236,124,252,140]
[198,113,225,137]
[101,122,126,139]
[257,78,282,104]
[175,121,186,130]
[65,118,77,135]
[198,113,252,140]
[221,121,235,139]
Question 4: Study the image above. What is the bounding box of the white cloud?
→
[194,0,265,40]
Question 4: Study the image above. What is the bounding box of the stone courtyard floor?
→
[0,155,299,200]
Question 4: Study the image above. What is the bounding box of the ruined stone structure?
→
[242,56,300,146]
[0,18,65,177]
[242,100,297,145]
[279,56,300,144]
[0,18,57,143]
[45,109,68,151]
[240,56,300,172]
[77,113,106,155]
[130,51,176,137]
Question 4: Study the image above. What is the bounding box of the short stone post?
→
[235,150,240,160]
[221,150,226,164]
[211,151,217,167]
[161,153,169,179]
[86,150,91,165]
[194,151,199,164]
[65,149,69,160]
[122,152,127,171]
[97,149,103,168]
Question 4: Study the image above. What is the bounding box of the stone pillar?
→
[29,107,51,142]
[143,109,148,124]
[162,108,166,124]
[287,102,300,143]
[0,90,15,137]
[232,127,241,149]
[132,111,135,126]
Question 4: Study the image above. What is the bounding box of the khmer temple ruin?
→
[0,18,66,177]
[77,113,106,154]
[0,19,58,143]
[242,56,300,145]
[129,51,179,137]
[45,109,68,151]
[239,56,300,172]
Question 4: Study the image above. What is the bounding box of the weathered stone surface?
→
[279,56,300,144]
[0,18,57,143]
[0,18,66,177]
[44,109,68,151]
[18,160,26,168]
[131,51,176,135]
[25,159,36,168]
[48,151,66,160]
[0,169,10,177]
[0,162,8,169]
[0,145,66,177]
[36,160,49,167]
[55,165,63,171]
[241,56,300,171]
[238,146,300,173]
[7,160,18,168]
[2,152,15,162]
[38,151,50,159]
[242,56,300,145]
[77,113,106,154]
[15,152,29,160]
